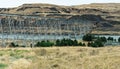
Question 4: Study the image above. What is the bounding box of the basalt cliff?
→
[0,3,120,34]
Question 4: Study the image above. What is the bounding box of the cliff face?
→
[0,3,120,34]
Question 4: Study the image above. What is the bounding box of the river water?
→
[0,34,83,40]
[0,34,120,40]
[94,35,120,41]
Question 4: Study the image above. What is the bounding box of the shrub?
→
[9,42,19,47]
[78,42,86,46]
[35,40,54,47]
[73,40,78,46]
[0,63,8,69]
[46,40,54,47]
[100,37,107,42]
[56,39,61,46]
[94,40,104,47]
[87,40,104,47]
[35,42,41,47]
[107,37,114,41]
[118,37,120,43]
[78,42,83,46]
[60,38,68,46]
[82,34,94,41]
[55,39,79,46]
[82,43,86,46]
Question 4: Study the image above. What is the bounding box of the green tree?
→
[78,42,83,46]
[73,39,78,46]
[46,40,54,47]
[56,39,61,46]
[82,43,86,46]
[35,40,54,47]
[87,40,104,47]
[107,37,114,41]
[87,42,91,46]
[94,40,104,47]
[82,34,94,41]
[35,42,41,47]
[118,37,120,43]
[9,42,18,47]
[90,42,97,47]
[100,37,107,42]
[68,39,74,46]
[40,40,46,47]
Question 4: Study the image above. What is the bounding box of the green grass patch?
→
[0,63,8,69]
[9,50,30,59]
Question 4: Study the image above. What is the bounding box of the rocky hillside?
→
[0,3,120,34]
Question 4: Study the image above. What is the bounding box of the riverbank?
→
[92,31,120,35]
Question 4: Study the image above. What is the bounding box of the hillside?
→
[0,47,120,69]
[0,3,120,34]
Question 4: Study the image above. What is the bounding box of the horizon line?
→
[0,2,119,8]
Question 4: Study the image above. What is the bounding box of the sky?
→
[0,0,120,8]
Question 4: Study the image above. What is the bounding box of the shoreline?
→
[91,31,120,35]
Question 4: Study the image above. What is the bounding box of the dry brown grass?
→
[91,31,120,35]
[0,46,120,69]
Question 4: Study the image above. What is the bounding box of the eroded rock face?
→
[0,3,120,34]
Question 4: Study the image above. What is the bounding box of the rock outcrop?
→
[0,3,120,34]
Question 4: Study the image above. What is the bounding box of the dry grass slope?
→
[0,46,120,69]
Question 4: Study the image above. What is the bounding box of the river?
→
[94,35,120,41]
